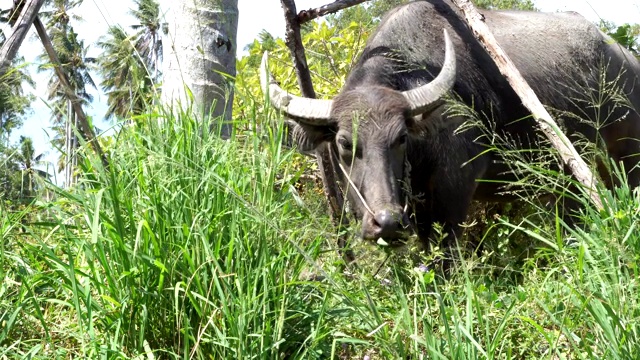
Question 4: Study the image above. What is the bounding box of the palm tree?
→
[40,26,95,186]
[40,26,96,111]
[97,25,153,119]
[0,3,35,146]
[0,0,24,25]
[130,0,162,82]
[38,0,96,186]
[40,0,83,27]
[0,143,22,203]
[0,60,34,145]
[16,136,49,200]
[96,0,161,120]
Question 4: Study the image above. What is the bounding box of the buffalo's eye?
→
[395,134,407,147]
[338,137,353,152]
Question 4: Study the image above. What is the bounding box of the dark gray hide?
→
[263,0,640,247]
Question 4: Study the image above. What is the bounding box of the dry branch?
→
[297,0,370,24]
[280,0,316,97]
[451,0,604,210]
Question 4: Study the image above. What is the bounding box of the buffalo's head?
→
[260,30,456,245]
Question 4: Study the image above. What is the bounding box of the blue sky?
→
[1,0,639,178]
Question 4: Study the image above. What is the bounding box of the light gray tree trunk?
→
[161,0,238,138]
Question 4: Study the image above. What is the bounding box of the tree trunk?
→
[280,0,316,98]
[0,0,46,78]
[161,0,238,138]
[279,0,355,263]
[451,0,604,210]
[152,32,158,83]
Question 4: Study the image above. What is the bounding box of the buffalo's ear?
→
[287,121,335,153]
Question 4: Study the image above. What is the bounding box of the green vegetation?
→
[602,21,640,56]
[474,0,536,10]
[2,94,640,358]
[97,0,161,120]
[0,59,37,208]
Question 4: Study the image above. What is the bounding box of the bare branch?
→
[279,0,355,262]
[297,0,371,24]
[451,0,604,210]
[280,0,316,98]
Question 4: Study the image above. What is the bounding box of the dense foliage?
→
[0,62,33,138]
[0,34,37,206]
[602,21,640,56]
[234,0,538,122]
[474,0,535,10]
[0,136,48,208]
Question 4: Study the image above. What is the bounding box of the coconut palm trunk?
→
[0,0,47,77]
[161,0,238,138]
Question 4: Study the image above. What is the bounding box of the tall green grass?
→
[0,108,335,358]
[1,104,640,359]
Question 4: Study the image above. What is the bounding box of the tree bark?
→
[451,0,604,210]
[33,16,108,170]
[279,0,354,263]
[280,0,316,98]
[0,0,46,78]
[161,0,238,138]
[297,0,370,24]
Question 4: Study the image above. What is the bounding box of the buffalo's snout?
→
[363,209,408,244]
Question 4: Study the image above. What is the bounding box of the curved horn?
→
[259,52,334,126]
[402,29,457,116]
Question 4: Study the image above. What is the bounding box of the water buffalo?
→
[260,0,640,249]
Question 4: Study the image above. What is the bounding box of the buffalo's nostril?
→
[372,209,402,239]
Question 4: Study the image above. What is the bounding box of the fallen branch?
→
[34,16,108,169]
[451,0,604,210]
